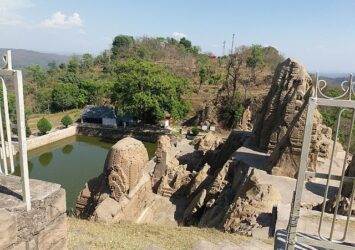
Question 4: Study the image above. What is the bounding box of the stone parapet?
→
[0,176,67,250]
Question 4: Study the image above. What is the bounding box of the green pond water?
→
[14,135,156,210]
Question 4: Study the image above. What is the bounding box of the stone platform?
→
[0,175,67,250]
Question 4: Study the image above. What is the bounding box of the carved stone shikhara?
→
[253,58,324,177]
[105,137,149,200]
[76,137,149,218]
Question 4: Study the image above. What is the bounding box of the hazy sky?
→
[1,0,355,73]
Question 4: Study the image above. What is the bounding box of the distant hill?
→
[0,48,71,69]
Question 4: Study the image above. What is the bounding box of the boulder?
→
[195,132,224,152]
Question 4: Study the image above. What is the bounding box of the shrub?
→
[37,117,52,134]
[26,123,32,137]
[61,115,73,128]
[191,127,200,136]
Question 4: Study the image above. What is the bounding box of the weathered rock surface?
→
[152,135,179,188]
[153,135,193,198]
[106,137,149,200]
[193,132,224,152]
[253,58,324,177]
[238,105,253,131]
[76,137,149,219]
[182,159,279,235]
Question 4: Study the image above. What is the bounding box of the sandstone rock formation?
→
[193,132,224,152]
[182,159,279,235]
[253,58,323,177]
[76,137,149,218]
[152,135,193,197]
[238,105,253,131]
[152,135,179,188]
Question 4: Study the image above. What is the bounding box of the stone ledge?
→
[0,176,67,250]
[0,175,61,210]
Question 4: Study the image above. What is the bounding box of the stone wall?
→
[26,125,78,151]
[0,176,67,250]
[77,124,166,142]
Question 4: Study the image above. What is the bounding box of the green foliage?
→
[67,56,80,74]
[37,117,52,134]
[26,64,46,87]
[112,59,190,123]
[35,88,52,113]
[80,53,94,72]
[246,44,265,69]
[191,127,200,136]
[199,67,208,84]
[234,105,245,122]
[112,35,134,57]
[52,84,86,111]
[26,122,32,137]
[61,115,73,128]
[179,37,192,49]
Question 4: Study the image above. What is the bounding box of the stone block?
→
[46,189,66,222]
[93,197,120,222]
[37,214,67,250]
[0,209,17,249]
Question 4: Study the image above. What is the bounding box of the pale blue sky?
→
[0,0,354,72]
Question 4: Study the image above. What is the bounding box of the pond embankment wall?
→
[26,125,78,151]
[12,123,166,152]
[77,124,167,143]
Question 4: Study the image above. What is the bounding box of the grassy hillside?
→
[0,48,71,69]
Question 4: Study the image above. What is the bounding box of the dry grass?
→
[67,217,247,250]
[27,109,82,133]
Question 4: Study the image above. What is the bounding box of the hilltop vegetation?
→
[21,35,284,127]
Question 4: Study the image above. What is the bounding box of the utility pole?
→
[223,40,226,56]
[230,33,235,54]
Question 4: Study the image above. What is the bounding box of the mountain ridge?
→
[0,48,72,69]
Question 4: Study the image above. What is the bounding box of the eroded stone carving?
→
[253,58,323,177]
[153,135,193,197]
[238,106,253,131]
[105,137,149,200]
[76,137,149,218]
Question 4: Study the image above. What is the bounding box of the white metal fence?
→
[0,50,31,211]
[285,73,355,249]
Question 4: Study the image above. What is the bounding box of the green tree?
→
[67,56,80,74]
[52,83,86,111]
[61,115,73,128]
[81,81,102,104]
[26,65,46,88]
[37,117,52,134]
[179,37,192,49]
[112,35,134,57]
[35,88,52,113]
[111,59,190,123]
[198,67,208,92]
[81,53,94,72]
[246,44,265,85]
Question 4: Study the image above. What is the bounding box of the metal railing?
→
[0,50,31,210]
[285,73,355,249]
